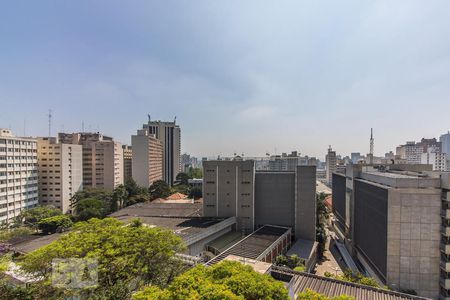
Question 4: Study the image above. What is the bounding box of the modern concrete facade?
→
[202,159,316,240]
[122,145,132,182]
[326,146,337,186]
[140,118,181,185]
[0,129,39,224]
[37,137,82,213]
[332,164,450,299]
[58,133,123,190]
[131,129,163,187]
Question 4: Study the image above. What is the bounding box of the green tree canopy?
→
[38,215,73,234]
[70,188,113,212]
[149,180,171,200]
[133,260,289,300]
[75,198,109,221]
[187,167,202,179]
[189,186,202,199]
[17,206,62,228]
[19,218,186,299]
[112,184,129,211]
[175,172,190,185]
[324,270,381,288]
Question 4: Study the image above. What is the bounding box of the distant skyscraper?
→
[351,152,361,164]
[325,146,336,185]
[122,145,132,182]
[140,117,181,185]
[131,129,163,187]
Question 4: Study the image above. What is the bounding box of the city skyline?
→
[1,1,450,158]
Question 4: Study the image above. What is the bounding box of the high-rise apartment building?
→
[268,151,310,171]
[332,164,450,299]
[396,139,441,165]
[131,129,163,187]
[325,146,337,185]
[203,159,316,240]
[122,145,132,182]
[139,118,181,185]
[58,133,123,190]
[421,146,447,171]
[37,137,82,213]
[0,129,38,224]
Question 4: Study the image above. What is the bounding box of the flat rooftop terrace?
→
[114,215,225,241]
[206,225,290,265]
[109,202,202,218]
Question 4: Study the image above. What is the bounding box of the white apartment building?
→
[58,133,123,190]
[0,129,39,224]
[421,146,447,171]
[37,137,83,213]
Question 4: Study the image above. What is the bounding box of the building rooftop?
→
[206,225,290,265]
[12,233,63,254]
[166,192,188,200]
[114,215,225,243]
[109,201,202,218]
[271,266,428,300]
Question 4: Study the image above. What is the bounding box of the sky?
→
[1,1,450,160]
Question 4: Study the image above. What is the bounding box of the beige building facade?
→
[123,145,132,182]
[0,129,39,224]
[37,137,83,213]
[58,133,123,190]
[131,129,163,187]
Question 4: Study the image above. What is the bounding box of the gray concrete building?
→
[332,164,450,299]
[122,145,132,182]
[140,118,181,186]
[202,159,316,241]
[37,137,83,213]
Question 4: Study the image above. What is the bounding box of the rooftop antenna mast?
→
[48,109,52,137]
[369,128,374,164]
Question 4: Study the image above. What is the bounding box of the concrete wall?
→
[254,172,295,229]
[296,166,316,241]
[386,188,441,299]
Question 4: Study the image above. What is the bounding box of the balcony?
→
[441,278,450,290]
[443,209,450,219]
[442,226,450,237]
[442,261,450,273]
[441,243,450,255]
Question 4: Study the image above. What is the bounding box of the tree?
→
[17,206,62,228]
[75,198,109,221]
[316,193,329,259]
[189,186,202,199]
[171,184,190,195]
[187,167,202,179]
[70,188,113,214]
[20,218,186,299]
[297,289,354,300]
[38,215,73,234]
[175,172,190,185]
[133,260,289,300]
[149,180,171,200]
[275,254,305,270]
[324,270,381,288]
[112,184,129,211]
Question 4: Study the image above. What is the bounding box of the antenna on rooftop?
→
[148,114,151,123]
[48,109,52,137]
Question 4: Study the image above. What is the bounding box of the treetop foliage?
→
[133,260,289,300]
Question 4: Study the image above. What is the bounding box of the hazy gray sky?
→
[1,1,450,159]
